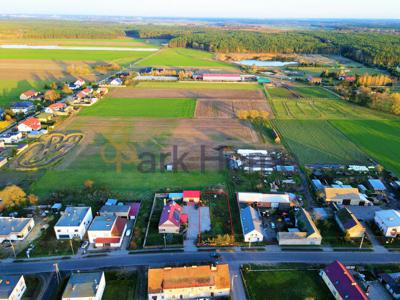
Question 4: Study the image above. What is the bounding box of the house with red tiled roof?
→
[20,90,39,101]
[183,190,201,204]
[320,260,368,300]
[45,102,67,114]
[17,117,41,132]
[159,202,187,234]
[87,215,127,248]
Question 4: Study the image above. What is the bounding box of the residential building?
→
[17,118,41,133]
[19,90,39,101]
[44,102,67,114]
[135,76,177,81]
[368,179,387,193]
[323,187,369,206]
[240,206,264,243]
[10,102,35,115]
[62,272,106,300]
[0,132,22,144]
[36,113,53,123]
[158,202,187,234]
[307,76,322,84]
[202,73,241,82]
[335,207,366,239]
[99,204,131,219]
[374,210,400,237]
[147,264,230,300]
[237,192,292,209]
[278,208,322,246]
[0,275,26,300]
[320,260,368,300]
[87,215,127,248]
[54,207,93,240]
[379,272,400,299]
[0,217,35,243]
[183,190,201,204]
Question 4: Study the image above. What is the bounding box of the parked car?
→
[125,229,132,237]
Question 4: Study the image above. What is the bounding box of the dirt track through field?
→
[108,88,265,100]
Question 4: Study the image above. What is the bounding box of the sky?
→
[3,0,400,19]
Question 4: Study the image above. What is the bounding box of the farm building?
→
[0,217,35,243]
[202,74,242,82]
[19,90,39,101]
[87,215,127,248]
[277,208,322,246]
[147,264,230,300]
[237,192,292,209]
[0,275,27,300]
[368,179,387,193]
[307,76,322,85]
[0,131,22,144]
[11,102,35,115]
[240,206,264,243]
[334,207,366,239]
[374,210,400,238]
[183,190,201,204]
[136,75,178,81]
[17,118,41,132]
[158,202,187,234]
[320,261,368,300]
[54,207,93,240]
[62,272,106,300]
[323,187,369,206]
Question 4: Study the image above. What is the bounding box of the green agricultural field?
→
[0,79,47,107]
[0,48,152,63]
[79,98,196,118]
[273,120,369,165]
[288,66,387,76]
[271,98,396,120]
[243,269,333,300]
[135,81,261,90]
[333,120,400,175]
[293,86,339,99]
[267,87,295,98]
[136,48,235,68]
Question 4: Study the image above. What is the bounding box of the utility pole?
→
[9,239,16,258]
[359,232,365,249]
[163,234,166,248]
[69,239,75,255]
[54,263,61,285]
[231,274,238,299]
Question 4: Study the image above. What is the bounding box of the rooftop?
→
[323,261,368,300]
[55,207,91,227]
[0,275,23,298]
[375,210,400,227]
[159,202,182,227]
[148,264,230,294]
[324,187,361,200]
[240,206,263,235]
[100,205,131,215]
[297,208,321,237]
[89,215,117,231]
[238,192,290,204]
[0,217,33,236]
[62,272,103,299]
[336,207,362,230]
[368,179,387,191]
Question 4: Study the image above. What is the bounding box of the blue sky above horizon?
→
[3,0,400,19]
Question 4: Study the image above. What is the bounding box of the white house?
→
[202,74,242,82]
[375,210,400,237]
[87,215,127,248]
[17,118,41,133]
[0,132,22,144]
[19,90,39,101]
[62,272,106,300]
[10,102,35,115]
[0,275,27,300]
[54,207,93,240]
[240,206,264,243]
[0,217,35,243]
[110,78,123,86]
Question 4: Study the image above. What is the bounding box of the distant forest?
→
[1,20,399,74]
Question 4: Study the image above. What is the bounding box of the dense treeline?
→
[167,30,400,74]
[0,20,127,39]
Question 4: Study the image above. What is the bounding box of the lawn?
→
[103,271,137,300]
[333,120,400,175]
[79,98,196,118]
[136,48,234,68]
[0,48,152,62]
[0,79,47,107]
[267,87,295,98]
[272,120,369,165]
[293,86,339,99]
[135,81,261,90]
[242,268,333,300]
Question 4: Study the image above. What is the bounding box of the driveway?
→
[183,206,211,240]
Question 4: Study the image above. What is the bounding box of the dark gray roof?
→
[63,272,103,298]
[0,275,23,298]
